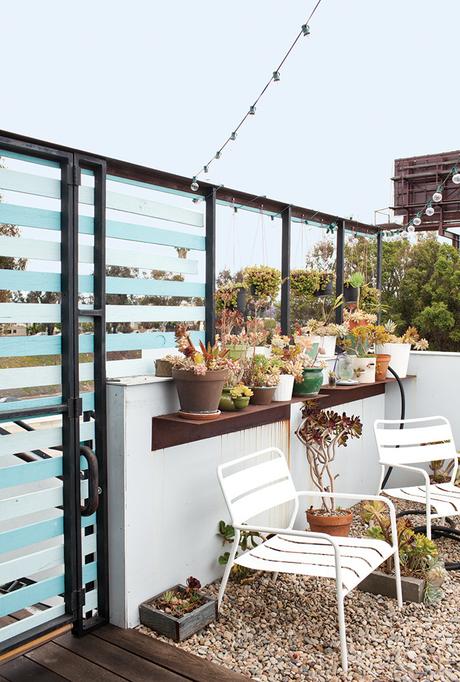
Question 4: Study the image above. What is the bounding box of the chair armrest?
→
[233,523,340,550]
[381,463,430,486]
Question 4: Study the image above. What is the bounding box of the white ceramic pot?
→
[311,335,337,358]
[375,343,410,378]
[252,346,271,358]
[352,356,376,384]
[272,374,295,402]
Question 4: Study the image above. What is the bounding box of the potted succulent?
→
[344,308,377,330]
[230,384,253,409]
[166,326,232,418]
[345,325,376,383]
[358,501,447,604]
[295,402,363,536]
[242,265,282,302]
[343,271,365,306]
[369,324,392,381]
[139,576,217,641]
[246,317,270,357]
[290,269,320,298]
[292,354,327,397]
[270,335,306,401]
[216,303,248,360]
[314,271,334,297]
[243,354,280,405]
[375,320,428,379]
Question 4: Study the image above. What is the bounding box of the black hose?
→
[381,365,405,489]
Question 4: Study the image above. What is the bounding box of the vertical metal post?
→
[61,157,84,625]
[281,206,291,335]
[376,230,383,323]
[335,218,345,323]
[205,188,216,346]
[92,158,109,626]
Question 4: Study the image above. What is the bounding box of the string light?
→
[452,169,460,185]
[189,0,324,189]
[432,190,443,203]
[191,177,199,192]
[413,215,422,227]
[407,224,416,233]
[425,205,435,216]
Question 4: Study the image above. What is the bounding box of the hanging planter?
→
[314,272,334,297]
[343,284,359,304]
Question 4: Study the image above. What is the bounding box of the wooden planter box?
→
[139,585,217,642]
[358,569,425,603]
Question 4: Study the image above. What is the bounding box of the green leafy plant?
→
[218,521,262,581]
[360,500,447,604]
[345,272,365,289]
[290,270,320,297]
[242,265,282,301]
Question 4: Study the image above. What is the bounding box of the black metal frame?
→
[205,188,216,345]
[335,219,345,323]
[280,206,291,334]
[0,136,109,654]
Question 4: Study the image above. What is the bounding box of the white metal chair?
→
[375,416,460,540]
[217,447,402,673]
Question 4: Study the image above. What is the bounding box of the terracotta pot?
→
[375,342,411,378]
[375,353,391,381]
[172,368,228,414]
[306,509,353,537]
[347,319,368,330]
[249,386,276,405]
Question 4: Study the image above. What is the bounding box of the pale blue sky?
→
[2,0,459,250]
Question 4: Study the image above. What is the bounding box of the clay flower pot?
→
[306,509,353,537]
[375,342,411,378]
[249,386,276,405]
[375,353,391,381]
[233,396,250,410]
[172,368,228,414]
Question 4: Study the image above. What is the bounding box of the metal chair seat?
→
[235,533,394,593]
[385,482,460,517]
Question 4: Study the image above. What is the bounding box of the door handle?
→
[80,445,99,516]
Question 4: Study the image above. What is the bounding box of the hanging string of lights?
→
[189,0,325,192]
[385,162,460,239]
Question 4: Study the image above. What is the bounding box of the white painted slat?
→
[224,457,292,501]
[0,603,65,642]
[0,236,198,274]
[85,589,98,611]
[0,485,63,521]
[376,424,453,446]
[0,362,93,389]
[106,304,205,323]
[232,480,295,524]
[0,168,203,227]
[106,189,204,228]
[0,421,94,457]
[380,441,456,465]
[0,544,64,584]
[83,533,97,556]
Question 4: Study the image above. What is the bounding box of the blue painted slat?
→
[0,149,60,168]
[83,561,97,584]
[106,330,204,352]
[0,333,96,356]
[0,516,63,554]
[0,456,63,489]
[106,219,205,250]
[0,268,204,297]
[0,574,64,617]
[106,277,205,297]
[0,392,94,418]
[107,173,205,202]
[0,203,93,234]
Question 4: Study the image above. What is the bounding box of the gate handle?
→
[80,445,99,516]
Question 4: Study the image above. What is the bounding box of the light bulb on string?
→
[401,230,410,240]
[413,216,422,227]
[452,171,460,185]
[249,105,256,115]
[215,151,221,159]
[230,132,237,141]
[407,224,416,233]
[191,177,199,192]
[425,205,435,216]
[273,71,280,82]
[302,24,310,35]
[432,191,443,203]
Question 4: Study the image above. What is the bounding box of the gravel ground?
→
[138,501,460,682]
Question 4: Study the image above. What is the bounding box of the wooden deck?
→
[0,624,247,681]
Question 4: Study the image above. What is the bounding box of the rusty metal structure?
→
[392,150,460,245]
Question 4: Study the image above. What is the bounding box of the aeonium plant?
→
[165,325,234,375]
[296,402,363,512]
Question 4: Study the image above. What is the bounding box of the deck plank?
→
[93,625,248,682]
[0,655,67,681]
[26,641,126,682]
[55,632,186,682]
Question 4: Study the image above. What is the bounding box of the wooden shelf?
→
[151,376,416,451]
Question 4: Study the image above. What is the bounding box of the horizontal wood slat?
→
[0,393,94,418]
[0,516,63,554]
[0,604,66,644]
[0,544,64,584]
[0,421,94,457]
[0,456,63,489]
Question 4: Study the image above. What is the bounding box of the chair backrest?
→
[374,416,457,466]
[217,448,297,525]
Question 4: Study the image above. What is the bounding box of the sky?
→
[2,0,460,272]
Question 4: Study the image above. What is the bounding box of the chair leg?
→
[272,572,279,583]
[336,588,348,673]
[217,533,240,611]
[393,548,403,609]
